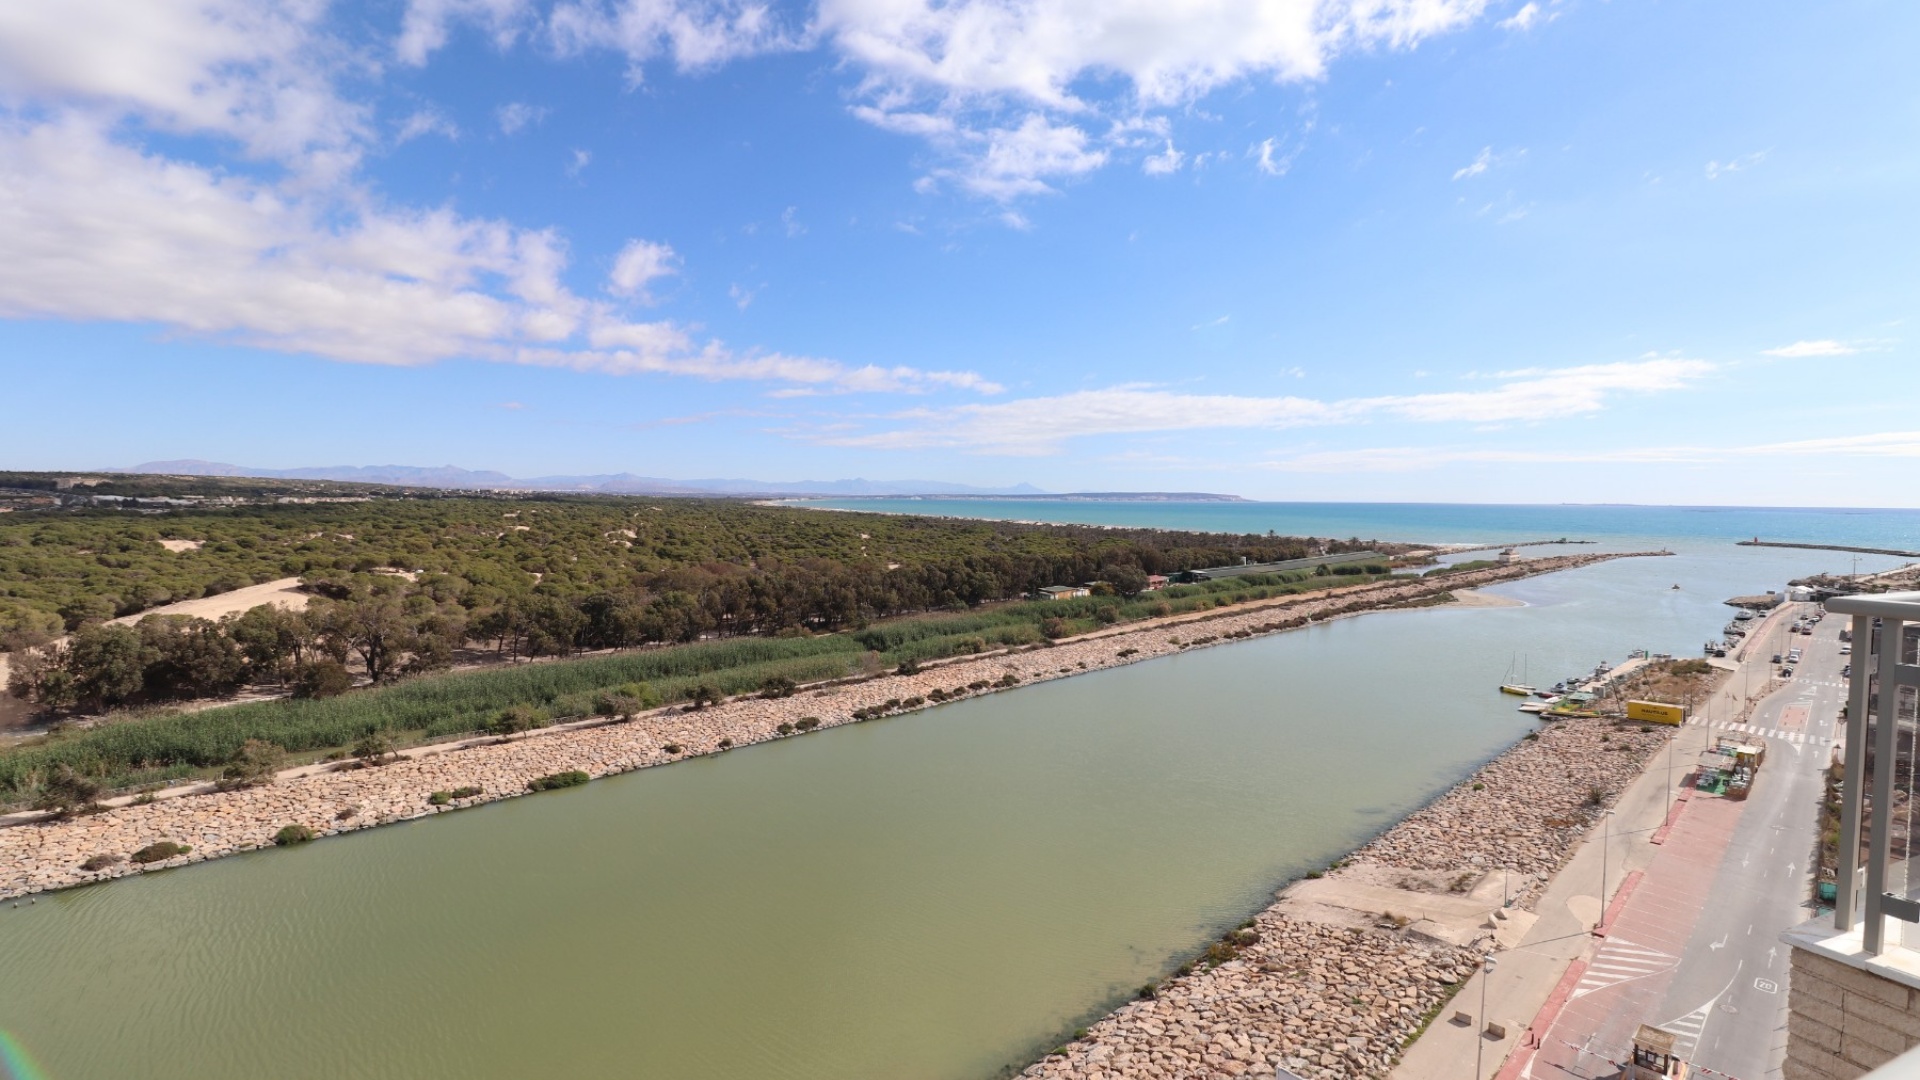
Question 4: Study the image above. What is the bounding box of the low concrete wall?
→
[1786,933,1920,1079]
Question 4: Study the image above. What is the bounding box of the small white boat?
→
[1499,683,1537,696]
[1518,702,1549,714]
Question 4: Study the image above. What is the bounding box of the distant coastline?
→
[782,491,1249,504]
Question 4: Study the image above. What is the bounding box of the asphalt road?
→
[1647,604,1846,1079]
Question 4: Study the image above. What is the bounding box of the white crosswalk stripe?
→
[1571,938,1678,999]
[1660,1001,1714,1058]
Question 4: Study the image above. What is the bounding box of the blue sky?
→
[1,0,1915,505]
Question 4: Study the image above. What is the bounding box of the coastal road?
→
[1525,603,1839,1080]
[1648,605,1846,1079]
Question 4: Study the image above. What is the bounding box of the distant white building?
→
[1039,585,1090,600]
[1498,548,1520,565]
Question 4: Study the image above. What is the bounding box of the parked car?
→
[1781,667,1795,678]
[1843,665,1853,678]
[1840,644,1852,655]
[1772,653,1783,664]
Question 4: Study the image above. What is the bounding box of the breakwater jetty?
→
[1736,539,1920,559]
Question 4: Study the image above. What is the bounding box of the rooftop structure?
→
[1783,591,1920,1077]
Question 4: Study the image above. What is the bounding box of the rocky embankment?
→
[1019,715,1669,1080]
[0,552,1645,907]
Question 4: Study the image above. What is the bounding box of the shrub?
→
[33,765,102,817]
[290,659,352,699]
[273,824,315,845]
[718,737,733,749]
[795,717,820,731]
[130,841,190,864]
[776,722,794,735]
[352,731,397,766]
[759,676,798,699]
[1136,984,1157,1000]
[1040,617,1070,640]
[80,853,123,872]
[449,785,481,799]
[662,743,684,755]
[895,659,922,676]
[428,790,453,805]
[217,738,285,791]
[688,683,724,709]
[528,770,590,791]
[488,704,545,736]
[901,696,925,708]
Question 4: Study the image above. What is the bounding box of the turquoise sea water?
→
[791,500,1920,551]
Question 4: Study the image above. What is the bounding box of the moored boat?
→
[1499,683,1536,696]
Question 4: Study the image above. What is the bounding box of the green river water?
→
[0,543,1891,1079]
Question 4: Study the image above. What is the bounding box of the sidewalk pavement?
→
[1393,647,1782,1080]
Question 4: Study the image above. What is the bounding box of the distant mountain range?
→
[110,460,1052,498]
[105,461,1246,501]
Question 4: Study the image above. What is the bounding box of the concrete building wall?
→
[1787,945,1920,1079]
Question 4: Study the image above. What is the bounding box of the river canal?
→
[0,540,1899,1079]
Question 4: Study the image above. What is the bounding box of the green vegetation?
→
[0,484,1391,647]
[216,738,285,791]
[528,770,589,791]
[129,841,190,864]
[1424,559,1499,576]
[273,824,315,845]
[0,480,1417,806]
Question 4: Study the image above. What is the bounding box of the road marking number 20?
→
[1755,978,1779,994]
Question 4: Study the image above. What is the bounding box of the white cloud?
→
[1250,136,1293,177]
[829,0,1488,197]
[566,147,592,175]
[548,0,800,77]
[1263,430,1920,473]
[0,114,1001,397]
[923,114,1109,200]
[397,107,461,143]
[1498,3,1541,31]
[1452,146,1490,180]
[1143,140,1185,175]
[812,357,1715,454]
[496,101,549,134]
[0,0,360,164]
[606,239,680,301]
[1763,339,1856,358]
[782,205,806,237]
[728,283,756,310]
[398,0,535,65]
[0,1,1019,402]
[1705,150,1767,180]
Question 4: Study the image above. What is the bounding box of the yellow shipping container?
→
[1626,700,1686,725]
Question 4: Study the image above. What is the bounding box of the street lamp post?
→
[1475,954,1497,1079]
[1600,809,1614,930]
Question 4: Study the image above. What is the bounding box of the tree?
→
[6,641,76,708]
[290,659,352,699]
[56,594,118,631]
[137,615,246,699]
[66,623,153,709]
[1106,566,1150,598]
[217,739,285,791]
[227,604,313,683]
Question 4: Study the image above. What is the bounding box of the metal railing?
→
[1830,592,1920,953]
